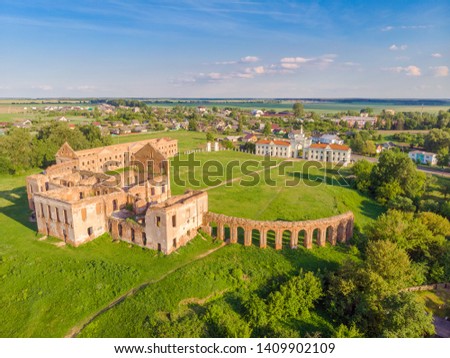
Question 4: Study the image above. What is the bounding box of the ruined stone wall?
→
[45,160,79,177]
[202,211,354,249]
[145,191,209,254]
[33,194,75,244]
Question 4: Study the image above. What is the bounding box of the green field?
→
[0,131,386,337]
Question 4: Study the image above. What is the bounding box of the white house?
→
[315,134,344,145]
[408,151,437,166]
[304,144,352,166]
[255,139,292,158]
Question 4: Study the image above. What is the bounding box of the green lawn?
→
[79,242,359,337]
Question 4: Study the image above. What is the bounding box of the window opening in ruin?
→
[172,215,176,227]
[173,238,177,248]
[87,227,93,236]
[156,216,161,227]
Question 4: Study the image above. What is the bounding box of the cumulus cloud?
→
[240,56,259,63]
[281,63,300,69]
[280,57,313,63]
[430,66,449,77]
[389,44,407,51]
[383,65,421,76]
[431,53,443,58]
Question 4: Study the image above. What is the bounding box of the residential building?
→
[304,144,352,166]
[255,139,292,158]
[408,151,438,166]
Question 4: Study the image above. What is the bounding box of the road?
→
[352,154,450,178]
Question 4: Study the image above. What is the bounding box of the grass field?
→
[78,242,360,337]
[0,131,385,337]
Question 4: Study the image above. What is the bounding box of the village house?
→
[304,143,352,166]
[255,139,292,158]
[408,150,438,166]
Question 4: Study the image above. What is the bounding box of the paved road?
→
[352,154,450,178]
[434,316,450,338]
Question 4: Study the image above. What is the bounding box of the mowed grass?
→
[169,151,384,228]
[0,172,221,337]
[79,242,360,337]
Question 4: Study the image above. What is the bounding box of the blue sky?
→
[0,0,449,98]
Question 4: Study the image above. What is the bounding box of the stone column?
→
[244,228,252,246]
[346,220,354,241]
[202,224,212,236]
[304,229,312,249]
[290,230,298,249]
[217,222,224,241]
[260,230,267,248]
[318,228,327,247]
[275,230,283,250]
[230,225,238,244]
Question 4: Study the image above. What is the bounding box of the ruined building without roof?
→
[26,137,354,254]
[26,138,208,254]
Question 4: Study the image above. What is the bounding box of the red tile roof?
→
[309,143,350,151]
[256,140,290,147]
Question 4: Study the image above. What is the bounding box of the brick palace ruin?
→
[26,138,354,254]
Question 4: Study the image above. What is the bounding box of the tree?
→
[327,240,434,337]
[267,270,322,320]
[293,102,304,118]
[424,129,450,153]
[263,121,271,137]
[188,118,198,131]
[351,160,373,192]
[387,196,416,212]
[370,150,426,202]
[206,132,215,142]
[362,140,376,156]
[437,147,449,167]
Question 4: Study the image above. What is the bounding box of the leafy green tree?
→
[351,160,373,192]
[293,102,304,117]
[188,118,198,131]
[267,270,322,320]
[0,128,33,173]
[437,147,449,167]
[263,121,271,137]
[387,196,416,212]
[370,150,426,203]
[206,132,215,142]
[327,240,433,337]
[424,129,450,153]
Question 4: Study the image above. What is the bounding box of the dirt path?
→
[64,242,225,338]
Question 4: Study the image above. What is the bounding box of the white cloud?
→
[383,65,421,76]
[430,66,449,77]
[240,56,259,63]
[66,85,96,91]
[281,63,300,69]
[381,26,394,32]
[431,53,443,58]
[32,84,53,91]
[213,60,237,65]
[280,57,312,63]
[382,25,431,31]
[389,44,407,51]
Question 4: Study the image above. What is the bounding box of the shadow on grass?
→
[0,186,35,231]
